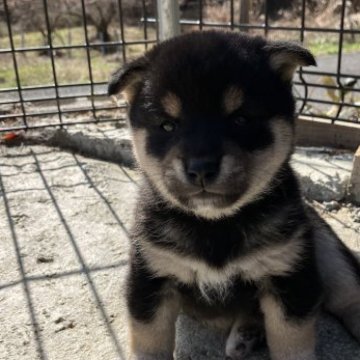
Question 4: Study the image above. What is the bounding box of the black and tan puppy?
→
[108,31,360,360]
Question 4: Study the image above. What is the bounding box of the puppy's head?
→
[108,31,315,219]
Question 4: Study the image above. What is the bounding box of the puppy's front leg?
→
[260,251,322,360]
[127,256,180,360]
[261,295,317,360]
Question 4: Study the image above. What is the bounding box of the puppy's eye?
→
[233,116,247,126]
[161,121,177,132]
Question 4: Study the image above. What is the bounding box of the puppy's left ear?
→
[264,42,316,82]
[107,55,149,103]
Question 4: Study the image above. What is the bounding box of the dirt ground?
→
[0,145,360,360]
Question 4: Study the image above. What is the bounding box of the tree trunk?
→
[96,25,115,54]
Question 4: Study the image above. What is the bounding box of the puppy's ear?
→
[264,42,316,82]
[107,56,149,103]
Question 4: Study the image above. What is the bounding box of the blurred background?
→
[0,0,359,132]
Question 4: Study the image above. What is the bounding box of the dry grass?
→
[193,2,360,56]
[0,25,156,89]
[1,11,359,90]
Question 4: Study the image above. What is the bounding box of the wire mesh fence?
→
[0,0,359,134]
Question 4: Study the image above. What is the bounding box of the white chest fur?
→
[141,238,304,299]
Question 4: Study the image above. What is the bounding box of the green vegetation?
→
[0,26,156,89]
[1,25,359,89]
[308,37,360,56]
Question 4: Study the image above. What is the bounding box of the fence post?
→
[156,0,180,41]
[239,0,250,32]
[350,146,360,204]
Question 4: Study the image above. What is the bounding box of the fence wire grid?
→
[0,0,359,134]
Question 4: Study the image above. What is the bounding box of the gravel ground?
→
[0,145,359,360]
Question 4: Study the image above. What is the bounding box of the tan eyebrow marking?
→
[161,92,182,118]
[223,86,243,115]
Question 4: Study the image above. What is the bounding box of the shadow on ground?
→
[0,145,359,360]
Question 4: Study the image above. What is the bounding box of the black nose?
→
[185,157,221,186]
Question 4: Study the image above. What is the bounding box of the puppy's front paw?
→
[225,327,264,360]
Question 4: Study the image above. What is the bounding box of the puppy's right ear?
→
[107,56,149,103]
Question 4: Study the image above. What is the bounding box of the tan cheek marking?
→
[131,129,186,210]
[161,92,182,118]
[223,86,243,115]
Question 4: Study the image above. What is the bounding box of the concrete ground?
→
[0,144,360,360]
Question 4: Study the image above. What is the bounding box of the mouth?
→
[186,188,242,211]
[188,188,241,205]
[164,173,246,209]
[189,188,226,198]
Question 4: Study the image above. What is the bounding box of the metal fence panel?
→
[0,0,359,134]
